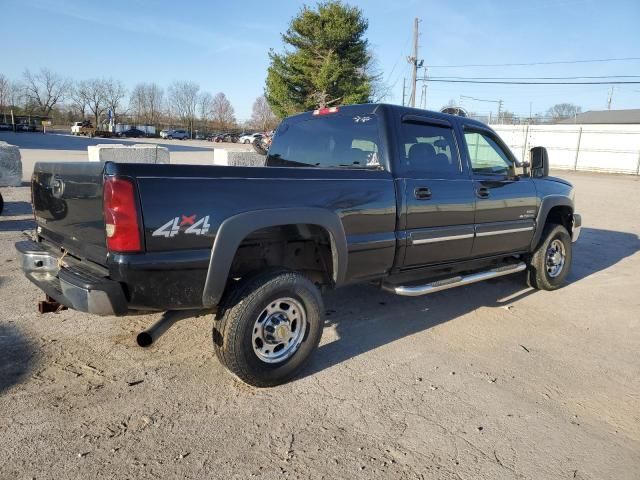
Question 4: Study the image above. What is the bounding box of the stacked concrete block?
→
[213,148,265,167]
[87,144,170,164]
[0,141,23,186]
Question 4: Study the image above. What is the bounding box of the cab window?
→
[464,130,514,176]
[397,122,461,176]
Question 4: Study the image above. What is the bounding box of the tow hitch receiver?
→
[38,295,68,314]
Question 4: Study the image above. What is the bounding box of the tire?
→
[527,223,572,290]
[0,192,4,215]
[167,136,173,140]
[213,269,324,387]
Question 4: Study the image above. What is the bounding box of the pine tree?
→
[266,1,373,118]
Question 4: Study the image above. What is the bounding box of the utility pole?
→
[607,86,614,110]
[402,78,406,107]
[497,99,504,124]
[407,18,422,108]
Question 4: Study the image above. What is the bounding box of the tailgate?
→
[32,161,108,265]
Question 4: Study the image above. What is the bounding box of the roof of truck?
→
[286,103,490,129]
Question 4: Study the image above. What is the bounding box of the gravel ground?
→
[0,166,639,479]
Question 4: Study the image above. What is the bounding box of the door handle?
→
[414,187,432,200]
[476,187,490,198]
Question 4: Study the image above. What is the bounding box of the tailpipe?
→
[136,310,206,347]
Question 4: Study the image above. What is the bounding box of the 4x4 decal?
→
[153,215,210,238]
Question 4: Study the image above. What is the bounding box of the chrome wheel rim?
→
[546,239,566,278]
[252,297,307,364]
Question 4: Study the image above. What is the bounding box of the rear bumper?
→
[572,213,582,242]
[16,240,128,316]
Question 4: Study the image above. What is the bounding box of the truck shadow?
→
[301,227,639,379]
[0,323,36,395]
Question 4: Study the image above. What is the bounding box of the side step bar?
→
[383,262,527,297]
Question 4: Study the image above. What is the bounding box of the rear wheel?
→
[213,269,324,387]
[527,223,572,290]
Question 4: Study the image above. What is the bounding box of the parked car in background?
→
[0,123,12,131]
[238,133,262,144]
[160,129,189,140]
[17,123,37,132]
[119,128,147,138]
[71,121,96,137]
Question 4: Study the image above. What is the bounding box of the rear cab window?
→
[267,112,383,169]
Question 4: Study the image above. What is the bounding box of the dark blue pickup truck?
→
[16,104,581,386]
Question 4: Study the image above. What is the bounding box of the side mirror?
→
[530,146,549,178]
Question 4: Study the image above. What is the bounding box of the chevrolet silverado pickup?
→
[17,104,581,386]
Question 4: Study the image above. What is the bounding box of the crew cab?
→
[17,104,581,387]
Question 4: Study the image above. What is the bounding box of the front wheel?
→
[213,269,324,387]
[527,223,572,290]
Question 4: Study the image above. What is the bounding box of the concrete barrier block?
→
[213,148,265,167]
[0,141,23,187]
[87,144,170,164]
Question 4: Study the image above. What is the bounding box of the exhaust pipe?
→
[136,310,207,347]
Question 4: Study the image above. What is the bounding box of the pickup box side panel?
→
[202,208,348,307]
[110,164,397,310]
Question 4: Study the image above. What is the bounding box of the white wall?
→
[493,124,640,175]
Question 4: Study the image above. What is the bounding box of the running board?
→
[383,262,527,297]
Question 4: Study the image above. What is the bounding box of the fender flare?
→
[202,207,348,307]
[530,195,574,249]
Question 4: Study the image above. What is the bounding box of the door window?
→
[464,131,514,176]
[398,123,461,177]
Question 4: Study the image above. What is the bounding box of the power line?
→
[424,79,640,85]
[428,57,640,68]
[429,75,640,80]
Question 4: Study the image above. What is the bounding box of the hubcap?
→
[546,239,566,278]
[252,297,307,364]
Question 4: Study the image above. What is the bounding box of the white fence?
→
[493,124,640,175]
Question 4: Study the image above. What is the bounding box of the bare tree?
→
[210,92,236,131]
[70,82,88,119]
[77,78,108,127]
[22,68,71,116]
[104,78,127,125]
[0,74,9,122]
[168,81,200,136]
[546,103,582,121]
[249,95,278,131]
[198,92,213,130]
[130,83,164,126]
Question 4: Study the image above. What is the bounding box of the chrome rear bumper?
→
[15,240,128,316]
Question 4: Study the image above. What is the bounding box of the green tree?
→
[266,1,373,118]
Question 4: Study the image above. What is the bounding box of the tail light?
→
[103,177,142,253]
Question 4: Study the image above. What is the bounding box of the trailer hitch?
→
[38,295,68,314]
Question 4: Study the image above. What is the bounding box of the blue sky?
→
[3,0,639,120]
